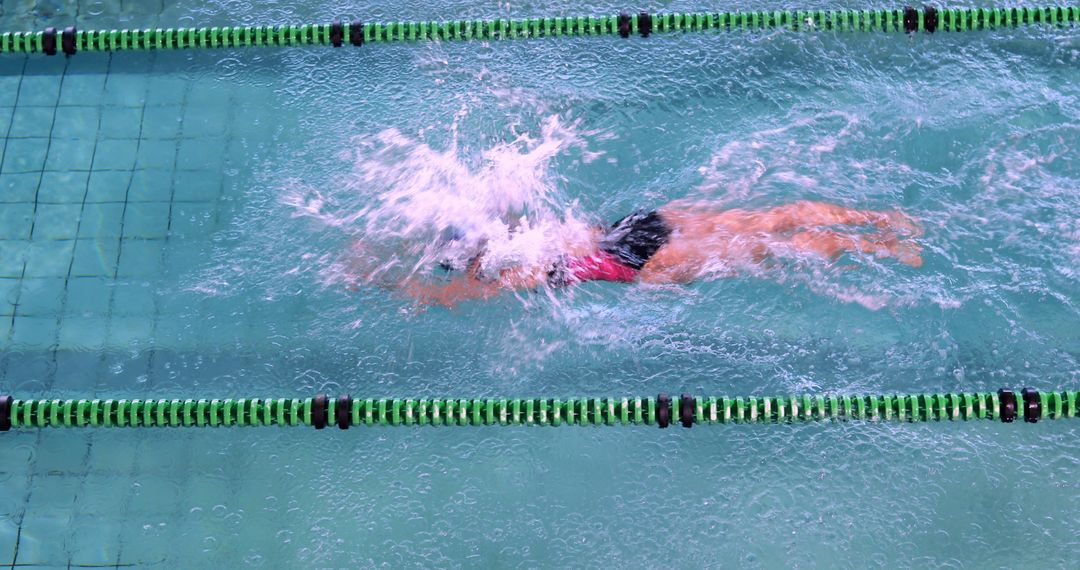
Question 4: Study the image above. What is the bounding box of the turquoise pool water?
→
[1,0,1079,566]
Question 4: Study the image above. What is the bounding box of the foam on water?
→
[282,114,605,290]
[694,111,873,202]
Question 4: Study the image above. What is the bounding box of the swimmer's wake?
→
[285,121,923,309]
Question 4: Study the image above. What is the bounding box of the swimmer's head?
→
[436,226,487,273]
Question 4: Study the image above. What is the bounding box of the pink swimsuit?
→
[545,210,673,287]
[563,251,639,283]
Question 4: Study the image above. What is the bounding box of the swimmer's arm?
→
[399,275,502,307]
[398,268,546,308]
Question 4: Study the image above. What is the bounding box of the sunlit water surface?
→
[0,0,1079,566]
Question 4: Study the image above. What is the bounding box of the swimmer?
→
[353,200,923,307]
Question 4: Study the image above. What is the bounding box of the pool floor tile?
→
[181,102,229,137]
[106,316,154,348]
[135,139,178,170]
[0,67,22,106]
[71,238,120,277]
[117,241,164,277]
[100,106,145,139]
[65,276,113,314]
[77,203,125,239]
[157,252,203,290]
[44,137,97,172]
[0,172,40,203]
[177,137,226,171]
[51,106,101,140]
[23,240,75,278]
[32,203,83,240]
[0,518,17,566]
[121,433,186,474]
[123,202,171,239]
[33,435,90,473]
[0,240,29,278]
[186,471,235,507]
[59,74,107,106]
[85,435,138,474]
[8,105,56,138]
[0,277,17,314]
[25,474,79,513]
[0,203,34,239]
[167,205,215,239]
[15,74,63,107]
[92,138,139,171]
[110,281,157,316]
[145,78,188,107]
[66,515,120,566]
[51,350,104,389]
[149,318,182,347]
[1,137,49,173]
[38,170,91,203]
[79,476,130,516]
[85,170,131,203]
[140,104,183,138]
[64,55,109,75]
[123,474,181,515]
[129,169,176,202]
[102,73,149,107]
[13,277,65,316]
[9,316,58,348]
[2,352,54,392]
[12,514,73,567]
[171,170,220,201]
[57,315,108,351]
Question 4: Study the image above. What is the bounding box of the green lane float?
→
[2,6,1078,55]
[0,388,1069,430]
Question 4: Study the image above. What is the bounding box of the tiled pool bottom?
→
[0,51,320,566]
[1,2,1079,564]
[0,351,326,568]
[2,388,1077,567]
[0,51,302,354]
[0,350,373,568]
[1,430,287,567]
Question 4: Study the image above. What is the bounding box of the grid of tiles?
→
[0,51,238,353]
[0,351,291,568]
[0,0,170,30]
[0,49,243,566]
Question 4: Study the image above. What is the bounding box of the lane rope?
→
[2,6,1077,55]
[0,388,1064,430]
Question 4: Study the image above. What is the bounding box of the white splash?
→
[282,115,603,288]
[694,111,864,203]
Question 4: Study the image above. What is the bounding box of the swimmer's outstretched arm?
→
[398,275,502,307]
[397,268,546,308]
